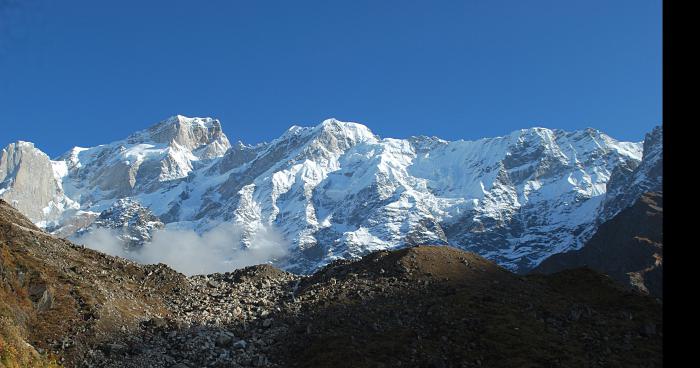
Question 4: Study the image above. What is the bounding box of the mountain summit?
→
[0,117,661,273]
[132,115,231,156]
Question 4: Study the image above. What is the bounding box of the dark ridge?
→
[0,200,662,367]
[533,192,663,298]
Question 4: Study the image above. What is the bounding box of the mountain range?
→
[0,116,662,274]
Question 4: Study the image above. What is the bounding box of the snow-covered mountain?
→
[599,126,663,223]
[1,116,661,273]
[0,141,77,225]
[75,198,165,249]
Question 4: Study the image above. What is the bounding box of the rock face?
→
[532,192,663,297]
[599,126,663,223]
[0,141,77,225]
[145,115,230,157]
[0,201,663,368]
[76,198,165,249]
[1,116,660,273]
[56,115,231,201]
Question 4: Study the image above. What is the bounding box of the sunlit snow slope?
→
[1,116,661,273]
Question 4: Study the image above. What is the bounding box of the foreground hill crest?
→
[0,199,663,367]
[1,116,661,273]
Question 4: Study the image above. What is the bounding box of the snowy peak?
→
[0,141,76,224]
[1,141,49,187]
[313,118,379,145]
[642,126,662,162]
[55,115,233,199]
[0,117,660,275]
[267,119,378,161]
[292,119,379,164]
[133,115,231,158]
[599,125,662,222]
[1,141,39,176]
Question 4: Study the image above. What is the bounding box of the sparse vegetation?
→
[0,199,662,367]
[0,317,61,368]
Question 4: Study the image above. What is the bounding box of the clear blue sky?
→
[0,0,661,158]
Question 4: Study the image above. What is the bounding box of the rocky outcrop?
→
[75,198,165,249]
[54,115,232,200]
[143,115,231,156]
[532,192,663,298]
[599,126,662,222]
[0,141,75,225]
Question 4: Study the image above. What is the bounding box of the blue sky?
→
[0,0,661,157]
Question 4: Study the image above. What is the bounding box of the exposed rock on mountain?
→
[0,200,662,367]
[144,115,230,157]
[75,198,165,249]
[0,141,77,226]
[1,117,658,274]
[532,192,663,298]
[56,115,231,200]
[599,126,662,223]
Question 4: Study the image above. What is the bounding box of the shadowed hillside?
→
[277,246,662,367]
[0,199,662,367]
[0,199,189,367]
[533,192,663,298]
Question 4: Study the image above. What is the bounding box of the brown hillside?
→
[533,192,663,298]
[0,200,662,368]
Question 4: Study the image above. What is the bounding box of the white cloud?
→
[72,223,289,276]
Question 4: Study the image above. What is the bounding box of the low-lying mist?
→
[72,223,289,276]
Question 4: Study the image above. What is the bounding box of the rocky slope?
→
[599,126,663,223]
[0,200,663,367]
[0,199,188,367]
[532,192,663,298]
[1,117,660,273]
[74,198,165,250]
